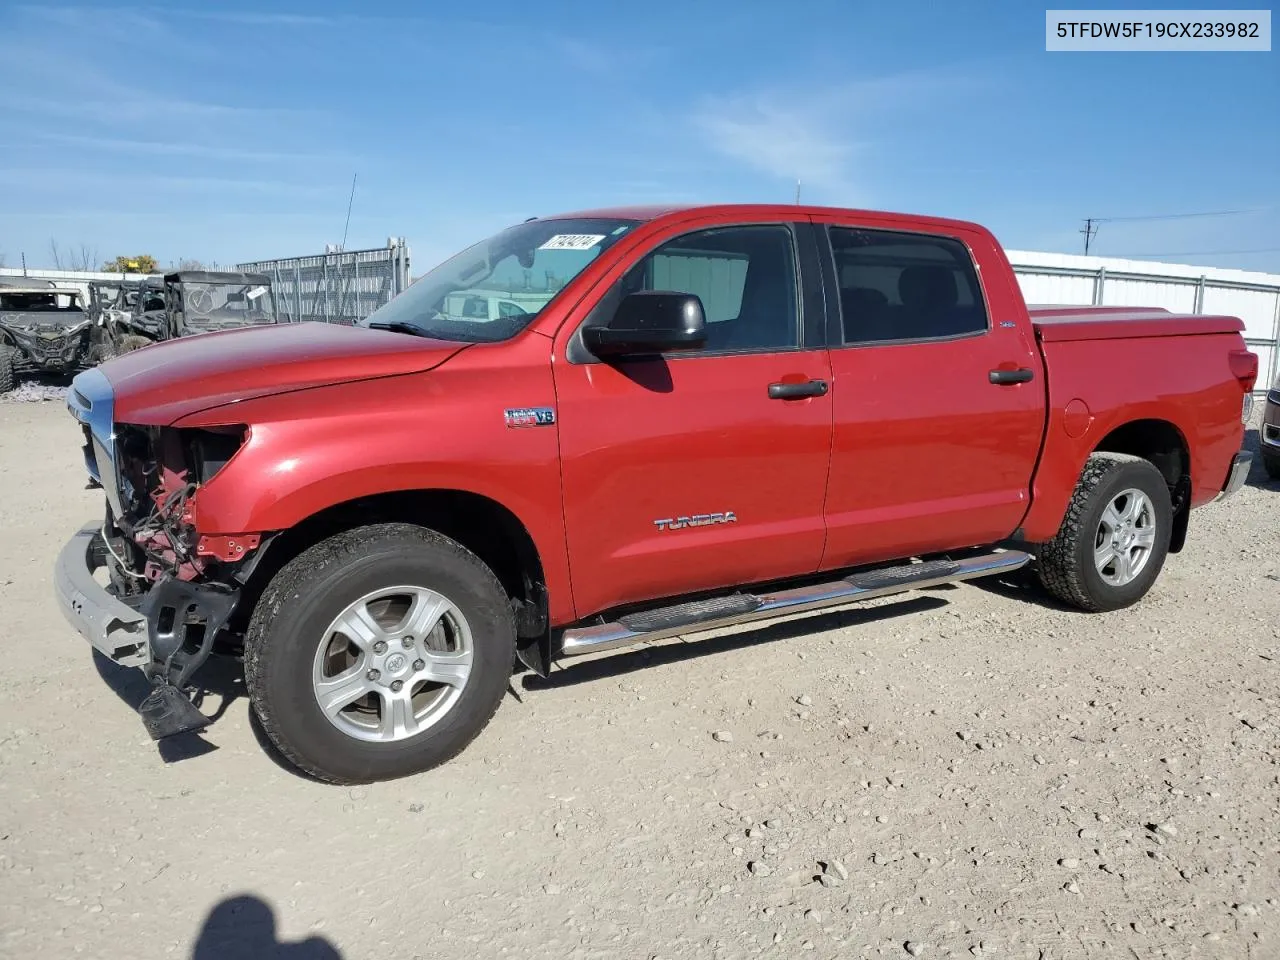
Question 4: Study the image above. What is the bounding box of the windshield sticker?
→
[538,234,606,251]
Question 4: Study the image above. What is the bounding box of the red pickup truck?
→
[55,204,1256,783]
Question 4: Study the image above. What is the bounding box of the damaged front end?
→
[56,368,266,739]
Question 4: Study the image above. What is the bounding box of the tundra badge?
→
[504,407,556,428]
[653,512,737,531]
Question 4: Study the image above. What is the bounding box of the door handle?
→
[768,379,829,399]
[989,367,1035,385]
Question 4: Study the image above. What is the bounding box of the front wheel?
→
[1035,453,1173,612]
[244,523,516,783]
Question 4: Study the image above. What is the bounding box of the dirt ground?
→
[1,396,1277,960]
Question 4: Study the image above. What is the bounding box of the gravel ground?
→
[1,400,1277,960]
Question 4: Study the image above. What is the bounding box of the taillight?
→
[1229,349,1258,393]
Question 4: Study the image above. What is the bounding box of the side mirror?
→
[583,290,707,359]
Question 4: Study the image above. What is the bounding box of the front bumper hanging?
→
[54,523,239,739]
[54,524,149,666]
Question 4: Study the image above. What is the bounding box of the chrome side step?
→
[556,550,1031,660]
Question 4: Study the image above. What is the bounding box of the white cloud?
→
[694,93,858,192]
[24,132,344,165]
[691,70,978,195]
[0,168,333,197]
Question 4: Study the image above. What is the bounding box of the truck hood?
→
[100,321,472,425]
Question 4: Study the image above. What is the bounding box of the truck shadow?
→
[524,594,949,690]
[91,649,244,764]
[968,569,1080,612]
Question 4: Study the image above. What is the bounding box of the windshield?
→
[360,217,638,342]
[0,291,81,312]
[181,282,275,322]
[90,285,121,309]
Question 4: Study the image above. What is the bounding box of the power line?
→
[1086,208,1261,224]
[1079,207,1271,255]
[1107,247,1280,258]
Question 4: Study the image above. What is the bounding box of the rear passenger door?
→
[812,217,1046,570]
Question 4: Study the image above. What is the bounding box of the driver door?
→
[552,217,834,618]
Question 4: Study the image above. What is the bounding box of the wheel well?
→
[231,490,549,651]
[1093,418,1191,552]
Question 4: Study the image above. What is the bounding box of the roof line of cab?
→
[537,202,990,236]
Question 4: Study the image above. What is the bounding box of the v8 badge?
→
[504,407,556,428]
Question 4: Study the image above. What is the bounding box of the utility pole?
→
[795,179,801,204]
[1080,218,1099,255]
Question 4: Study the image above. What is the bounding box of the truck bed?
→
[1028,305,1245,342]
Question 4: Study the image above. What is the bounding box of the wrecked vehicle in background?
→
[89,277,165,358]
[165,270,278,336]
[88,279,155,359]
[92,270,279,357]
[0,284,94,392]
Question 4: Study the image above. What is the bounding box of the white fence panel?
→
[1007,250,1280,391]
[1200,285,1279,341]
[1012,270,1096,306]
[1100,276,1198,313]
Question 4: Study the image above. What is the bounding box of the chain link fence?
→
[236,239,411,325]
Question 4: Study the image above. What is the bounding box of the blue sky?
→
[0,0,1276,274]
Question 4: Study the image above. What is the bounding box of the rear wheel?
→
[244,523,516,784]
[1036,453,1173,612]
[0,344,18,393]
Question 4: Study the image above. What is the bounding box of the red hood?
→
[101,322,471,425]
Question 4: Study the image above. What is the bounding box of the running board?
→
[557,550,1031,660]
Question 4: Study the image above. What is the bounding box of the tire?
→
[1264,449,1280,482]
[92,336,118,363]
[1035,452,1173,613]
[0,345,16,393]
[118,334,153,353]
[244,523,516,784]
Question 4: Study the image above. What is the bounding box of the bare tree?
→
[49,239,99,272]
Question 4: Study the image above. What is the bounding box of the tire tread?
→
[0,344,18,393]
[1036,452,1161,612]
[244,522,513,784]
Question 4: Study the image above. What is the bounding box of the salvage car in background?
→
[0,283,94,392]
[92,270,279,357]
[87,279,155,360]
[91,277,167,357]
[165,270,278,336]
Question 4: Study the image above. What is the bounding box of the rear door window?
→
[828,227,988,344]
